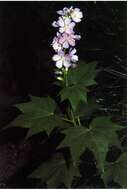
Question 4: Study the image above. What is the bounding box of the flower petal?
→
[52,54,60,61]
[63,60,71,68]
[52,42,61,51]
[65,17,71,25]
[71,55,78,62]
[52,21,58,27]
[73,17,81,23]
[70,22,75,28]
[63,41,69,48]
[56,60,63,68]
[63,7,68,14]
[59,35,65,44]
[68,38,75,46]
[59,27,65,33]
[74,35,81,40]
[58,17,64,27]
[57,10,64,15]
[70,48,77,55]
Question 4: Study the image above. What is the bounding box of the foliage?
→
[60,62,97,110]
[103,152,127,188]
[7,96,65,137]
[30,153,80,188]
[5,61,127,188]
[58,117,122,173]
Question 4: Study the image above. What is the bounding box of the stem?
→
[64,69,68,87]
[64,69,76,126]
[71,109,77,127]
[61,117,73,124]
[77,116,81,126]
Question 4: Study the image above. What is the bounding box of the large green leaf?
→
[59,126,89,162]
[8,113,66,138]
[58,126,108,173]
[104,152,127,188]
[59,117,122,173]
[74,98,100,118]
[60,85,87,110]
[7,96,66,137]
[60,62,97,111]
[90,116,122,146]
[26,115,64,137]
[67,62,97,86]
[29,153,80,188]
[16,96,56,118]
[87,117,122,173]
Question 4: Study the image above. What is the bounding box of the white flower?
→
[58,17,75,34]
[52,7,82,70]
[69,48,78,62]
[52,35,62,52]
[70,8,83,23]
[59,33,81,48]
[52,41,62,51]
[57,7,73,16]
[52,48,78,69]
[59,33,75,48]
[52,32,81,51]
[52,17,75,34]
[52,51,71,69]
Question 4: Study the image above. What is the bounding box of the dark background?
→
[0,1,127,188]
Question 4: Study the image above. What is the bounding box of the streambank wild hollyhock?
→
[6,6,126,188]
[52,6,83,71]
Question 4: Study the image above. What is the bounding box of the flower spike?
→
[51,6,83,70]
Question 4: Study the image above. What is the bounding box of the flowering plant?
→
[5,6,127,188]
[52,6,83,70]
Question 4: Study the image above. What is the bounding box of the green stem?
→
[77,116,81,126]
[61,117,73,124]
[71,109,77,127]
[63,68,79,127]
[64,69,68,87]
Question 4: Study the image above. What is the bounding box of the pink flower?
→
[56,7,83,23]
[70,8,83,23]
[52,17,75,34]
[52,35,62,52]
[52,48,78,69]
[57,7,73,16]
[52,32,81,50]
[69,48,78,63]
[59,33,81,48]
[52,6,83,70]
[52,50,71,69]
[57,17,75,34]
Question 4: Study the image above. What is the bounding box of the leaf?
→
[87,134,108,174]
[60,85,87,110]
[90,116,122,146]
[88,117,122,173]
[15,96,56,118]
[60,62,97,111]
[104,152,127,188]
[58,126,108,173]
[7,113,65,137]
[68,62,97,87]
[27,115,64,137]
[6,96,65,137]
[59,117,122,174]
[74,98,100,118]
[58,127,89,162]
[29,153,80,188]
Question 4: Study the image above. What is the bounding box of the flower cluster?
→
[51,7,83,70]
